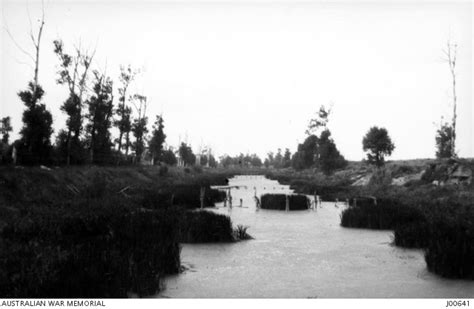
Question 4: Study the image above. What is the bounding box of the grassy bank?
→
[0,166,248,297]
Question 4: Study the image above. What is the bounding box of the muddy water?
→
[158,175,474,298]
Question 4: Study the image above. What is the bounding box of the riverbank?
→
[1,160,473,297]
[0,165,246,297]
[238,159,474,279]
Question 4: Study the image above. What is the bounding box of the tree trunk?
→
[125,131,130,156]
[66,129,72,166]
[32,20,44,95]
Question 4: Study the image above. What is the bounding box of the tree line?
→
[0,8,459,168]
[0,35,174,166]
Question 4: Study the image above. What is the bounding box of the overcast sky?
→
[1,0,472,160]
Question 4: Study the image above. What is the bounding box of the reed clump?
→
[179,210,235,243]
[233,225,253,240]
[424,204,474,279]
[0,196,181,298]
[340,198,423,230]
[260,194,309,210]
[340,192,474,280]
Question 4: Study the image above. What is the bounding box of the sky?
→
[1,0,472,161]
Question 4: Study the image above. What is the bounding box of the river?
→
[158,175,474,298]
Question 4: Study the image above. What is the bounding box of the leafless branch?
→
[16,58,35,70]
[2,23,36,63]
[26,0,33,42]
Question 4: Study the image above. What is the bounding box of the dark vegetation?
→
[2,5,469,295]
[340,198,423,230]
[180,210,234,243]
[261,194,309,211]
[340,196,474,279]
[0,166,250,297]
[264,168,354,201]
[0,197,181,298]
[290,106,347,174]
[263,158,474,280]
[362,126,395,167]
[339,178,474,279]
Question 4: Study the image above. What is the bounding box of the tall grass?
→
[180,210,235,243]
[139,185,226,210]
[233,225,253,240]
[424,204,474,279]
[0,166,245,297]
[340,193,474,280]
[340,198,424,230]
[0,196,181,298]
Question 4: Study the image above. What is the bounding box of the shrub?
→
[233,225,253,240]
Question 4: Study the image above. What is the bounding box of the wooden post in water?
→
[313,191,317,211]
[254,196,260,210]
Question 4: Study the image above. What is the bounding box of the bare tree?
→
[442,39,458,158]
[3,1,54,165]
[3,0,45,92]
